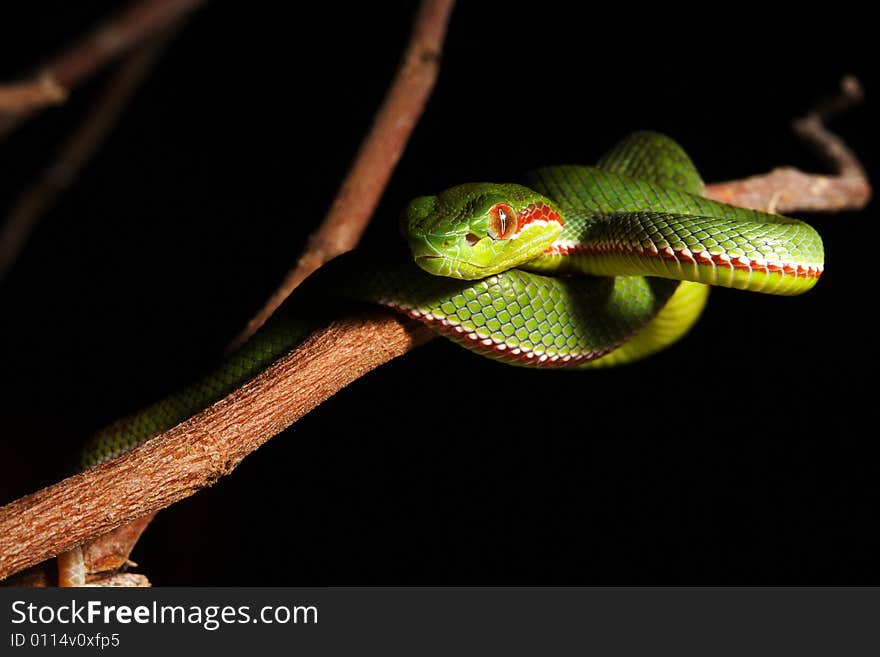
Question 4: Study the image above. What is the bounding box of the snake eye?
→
[487,203,517,240]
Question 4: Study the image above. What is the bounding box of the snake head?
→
[402,182,564,279]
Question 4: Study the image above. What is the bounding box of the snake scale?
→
[58,132,823,584]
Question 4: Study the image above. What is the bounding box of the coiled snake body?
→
[58,132,823,584]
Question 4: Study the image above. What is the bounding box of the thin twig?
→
[228,0,456,351]
[705,76,871,212]
[0,73,66,115]
[0,0,205,140]
[0,30,181,280]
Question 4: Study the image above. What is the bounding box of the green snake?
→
[58,131,823,584]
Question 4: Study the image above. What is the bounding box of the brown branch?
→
[0,73,66,114]
[705,76,871,212]
[0,0,205,140]
[228,0,456,351]
[0,30,181,280]
[0,312,434,581]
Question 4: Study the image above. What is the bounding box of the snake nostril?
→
[465,233,480,247]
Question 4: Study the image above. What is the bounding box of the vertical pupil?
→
[498,208,508,236]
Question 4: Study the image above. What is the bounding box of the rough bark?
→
[0,313,434,581]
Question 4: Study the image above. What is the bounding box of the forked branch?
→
[0,0,205,140]
[0,29,181,279]
[705,75,870,212]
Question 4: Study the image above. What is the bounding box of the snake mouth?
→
[415,254,487,268]
[413,253,491,280]
[409,234,495,279]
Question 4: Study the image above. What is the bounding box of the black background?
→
[1,3,877,584]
